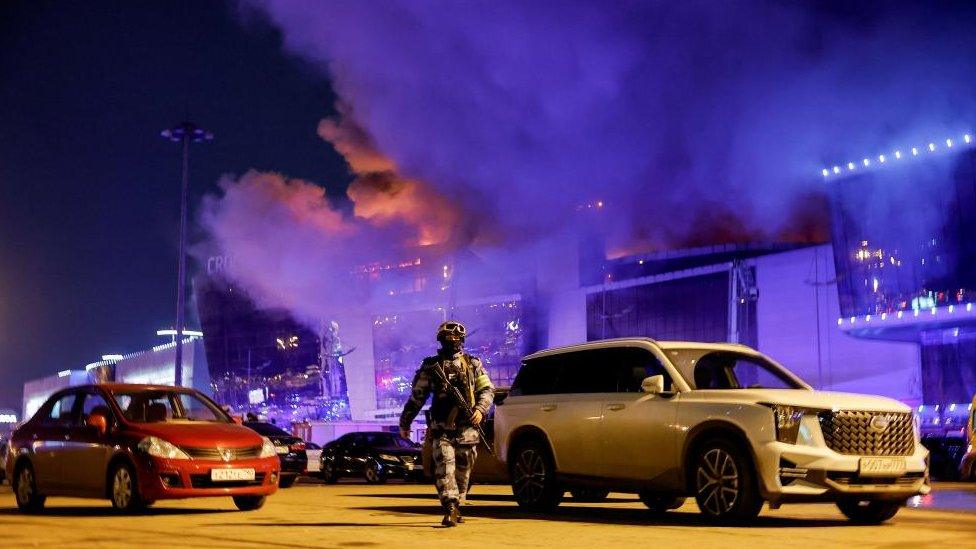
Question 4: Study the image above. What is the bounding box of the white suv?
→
[494,338,929,523]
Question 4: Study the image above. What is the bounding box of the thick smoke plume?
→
[203,1,976,317]
[317,107,463,247]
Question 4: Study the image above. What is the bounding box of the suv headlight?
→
[138,436,191,460]
[258,437,277,458]
[762,404,805,444]
[378,453,400,463]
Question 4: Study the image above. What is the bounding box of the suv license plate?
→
[859,457,906,477]
[211,468,256,482]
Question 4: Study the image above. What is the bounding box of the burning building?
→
[193,260,352,422]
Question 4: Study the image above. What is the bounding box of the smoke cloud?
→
[203,1,976,316]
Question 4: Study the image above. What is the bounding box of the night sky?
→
[0,1,350,411]
[4,1,976,414]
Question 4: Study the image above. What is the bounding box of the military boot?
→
[441,501,461,527]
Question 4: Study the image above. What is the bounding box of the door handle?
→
[606,403,625,411]
[540,404,557,412]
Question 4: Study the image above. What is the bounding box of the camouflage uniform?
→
[400,350,495,506]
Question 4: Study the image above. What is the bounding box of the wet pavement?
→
[908,482,976,512]
[1,480,975,548]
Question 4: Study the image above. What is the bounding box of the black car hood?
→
[373,446,421,456]
[268,435,303,446]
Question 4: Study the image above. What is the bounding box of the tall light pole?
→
[161,121,212,386]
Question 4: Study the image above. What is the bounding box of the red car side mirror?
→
[87,412,108,436]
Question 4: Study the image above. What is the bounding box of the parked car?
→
[304,441,322,475]
[421,388,510,486]
[243,421,306,488]
[960,394,976,481]
[921,434,967,480]
[0,438,8,484]
[494,339,930,523]
[5,384,280,513]
[321,431,423,483]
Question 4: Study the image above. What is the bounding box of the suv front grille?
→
[181,445,263,460]
[818,411,915,456]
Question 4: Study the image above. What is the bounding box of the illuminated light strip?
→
[156,329,204,337]
[837,302,975,327]
[101,354,124,361]
[822,132,974,178]
[58,370,71,378]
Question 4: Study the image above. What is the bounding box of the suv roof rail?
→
[523,337,659,361]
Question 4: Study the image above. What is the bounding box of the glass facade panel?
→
[828,150,976,317]
[371,299,530,410]
[586,272,730,342]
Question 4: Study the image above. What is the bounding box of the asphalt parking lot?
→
[2,480,976,548]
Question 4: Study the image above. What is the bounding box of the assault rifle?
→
[431,360,493,454]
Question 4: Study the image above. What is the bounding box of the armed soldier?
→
[399,321,495,527]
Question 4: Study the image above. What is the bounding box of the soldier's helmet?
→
[436,320,466,344]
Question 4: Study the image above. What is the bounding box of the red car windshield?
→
[111,390,230,423]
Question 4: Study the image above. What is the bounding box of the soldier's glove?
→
[470,410,483,426]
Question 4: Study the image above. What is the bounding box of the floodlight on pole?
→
[161,121,212,386]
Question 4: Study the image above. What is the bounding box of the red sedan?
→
[6,383,280,513]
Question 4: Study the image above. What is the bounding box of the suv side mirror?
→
[86,412,108,436]
[641,375,666,394]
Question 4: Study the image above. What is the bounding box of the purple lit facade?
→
[828,142,976,408]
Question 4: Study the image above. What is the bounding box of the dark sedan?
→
[243,421,307,488]
[320,431,422,483]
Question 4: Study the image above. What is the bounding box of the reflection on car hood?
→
[681,389,910,412]
[128,421,265,448]
[373,446,421,456]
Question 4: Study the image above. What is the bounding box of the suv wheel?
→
[110,462,147,513]
[836,500,902,524]
[14,462,46,513]
[570,489,610,502]
[692,439,762,522]
[639,491,685,512]
[510,440,563,511]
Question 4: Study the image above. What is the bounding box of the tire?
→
[321,457,339,484]
[836,500,902,524]
[363,458,386,484]
[278,474,297,488]
[691,438,762,522]
[14,462,46,513]
[233,495,266,511]
[509,439,563,511]
[639,491,686,512]
[570,489,610,502]
[109,461,147,514]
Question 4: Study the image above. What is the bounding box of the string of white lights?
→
[838,301,975,325]
[822,133,973,178]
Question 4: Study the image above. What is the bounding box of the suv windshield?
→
[665,348,806,390]
[111,389,230,423]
